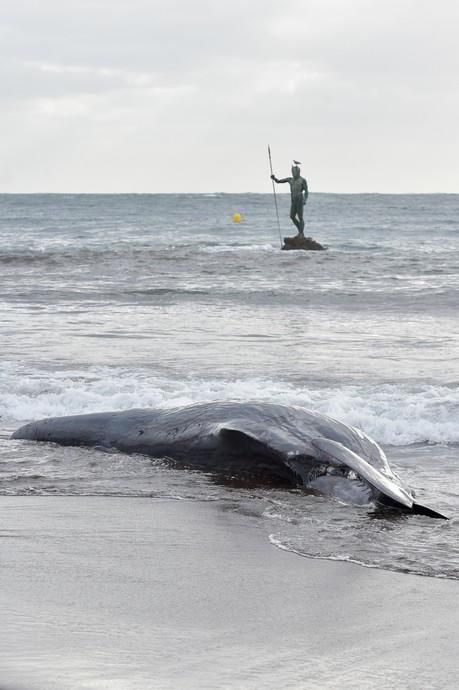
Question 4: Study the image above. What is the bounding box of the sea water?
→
[1,192,458,579]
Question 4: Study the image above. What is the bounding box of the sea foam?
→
[2,363,458,446]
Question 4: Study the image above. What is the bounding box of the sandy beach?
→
[0,496,457,689]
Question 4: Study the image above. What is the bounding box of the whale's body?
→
[12,401,446,518]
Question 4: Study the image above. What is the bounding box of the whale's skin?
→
[11,402,387,482]
[11,401,445,517]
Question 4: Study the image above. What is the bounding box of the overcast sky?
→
[1,0,458,192]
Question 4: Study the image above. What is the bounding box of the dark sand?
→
[0,497,457,689]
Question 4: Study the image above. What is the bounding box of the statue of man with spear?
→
[271,161,309,237]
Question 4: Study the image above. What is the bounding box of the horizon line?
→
[0,191,458,196]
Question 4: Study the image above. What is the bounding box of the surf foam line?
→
[268,534,458,580]
[1,363,458,446]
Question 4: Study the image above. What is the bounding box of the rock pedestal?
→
[282,234,326,251]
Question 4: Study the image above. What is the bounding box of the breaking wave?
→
[2,363,458,446]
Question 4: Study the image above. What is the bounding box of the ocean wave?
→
[125,287,210,297]
[203,243,276,254]
[0,244,182,264]
[1,364,459,446]
[0,252,63,266]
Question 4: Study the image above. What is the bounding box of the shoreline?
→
[1,496,457,689]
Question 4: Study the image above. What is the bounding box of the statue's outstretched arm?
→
[271,176,291,184]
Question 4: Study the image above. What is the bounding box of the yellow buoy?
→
[232,212,242,223]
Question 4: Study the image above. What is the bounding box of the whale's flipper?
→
[312,437,448,518]
[218,427,278,459]
[217,427,306,486]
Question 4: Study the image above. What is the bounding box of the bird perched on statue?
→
[293,160,302,165]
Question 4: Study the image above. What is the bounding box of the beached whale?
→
[12,401,446,518]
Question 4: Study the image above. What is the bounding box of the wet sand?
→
[0,496,457,689]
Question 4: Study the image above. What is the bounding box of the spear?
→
[268,145,283,249]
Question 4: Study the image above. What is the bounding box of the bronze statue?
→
[271,162,308,236]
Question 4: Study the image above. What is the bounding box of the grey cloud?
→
[1,1,281,73]
[1,0,458,191]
